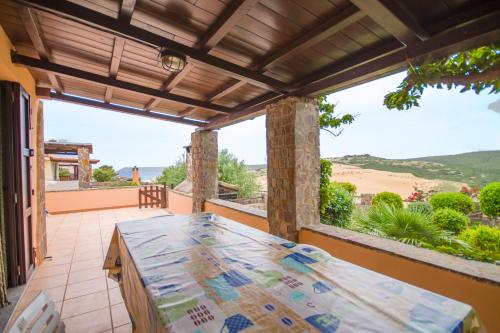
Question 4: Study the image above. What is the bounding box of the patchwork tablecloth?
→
[104,213,484,333]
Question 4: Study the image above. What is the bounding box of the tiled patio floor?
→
[11,207,171,333]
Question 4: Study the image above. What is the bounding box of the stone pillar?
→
[266,96,320,241]
[77,147,91,188]
[184,145,193,182]
[191,131,218,213]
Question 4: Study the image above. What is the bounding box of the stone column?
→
[266,96,320,241]
[191,131,218,213]
[77,147,91,188]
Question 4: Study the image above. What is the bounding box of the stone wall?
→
[191,131,218,213]
[266,96,320,241]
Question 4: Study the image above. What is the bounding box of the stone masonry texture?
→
[191,131,218,213]
[77,147,91,189]
[266,96,320,241]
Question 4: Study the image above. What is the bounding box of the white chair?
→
[8,291,65,333]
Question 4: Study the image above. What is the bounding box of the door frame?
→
[1,81,34,286]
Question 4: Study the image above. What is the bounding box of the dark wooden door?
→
[0,82,34,286]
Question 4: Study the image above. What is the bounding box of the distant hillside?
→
[330,151,500,188]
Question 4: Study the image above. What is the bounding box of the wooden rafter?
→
[202,13,500,130]
[259,5,365,71]
[148,0,259,114]
[119,0,136,23]
[13,53,234,114]
[17,0,291,92]
[45,92,206,126]
[19,7,63,93]
[351,0,429,45]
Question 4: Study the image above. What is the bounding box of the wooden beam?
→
[197,0,259,50]
[351,0,429,45]
[105,36,126,102]
[13,53,234,114]
[49,92,207,126]
[259,5,365,71]
[145,0,257,111]
[17,0,291,92]
[19,7,63,92]
[144,62,194,111]
[202,13,500,130]
[177,107,196,117]
[297,13,500,96]
[119,0,136,23]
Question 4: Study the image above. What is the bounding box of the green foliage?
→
[408,202,433,216]
[429,192,475,214]
[58,168,71,177]
[332,181,356,194]
[321,186,354,227]
[93,165,117,182]
[332,151,500,188]
[432,208,469,234]
[218,149,259,198]
[351,204,468,250]
[479,182,500,218]
[384,44,500,110]
[320,159,333,214]
[372,192,403,209]
[155,157,187,187]
[318,95,355,137]
[459,226,500,262]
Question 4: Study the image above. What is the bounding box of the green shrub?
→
[408,202,433,216]
[351,204,467,250]
[332,181,357,194]
[372,192,403,209]
[320,159,333,214]
[58,168,71,177]
[321,186,354,227]
[429,192,475,214]
[480,182,500,218]
[459,226,500,262]
[432,208,469,234]
[93,165,117,182]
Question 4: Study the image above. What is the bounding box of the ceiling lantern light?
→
[159,46,187,73]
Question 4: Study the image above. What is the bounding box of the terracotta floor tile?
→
[28,274,68,290]
[62,308,112,333]
[111,303,131,328]
[108,287,124,305]
[70,258,104,272]
[68,267,106,284]
[107,277,119,289]
[114,323,133,333]
[33,264,70,279]
[41,255,73,267]
[72,251,103,262]
[65,277,107,300]
[61,290,109,319]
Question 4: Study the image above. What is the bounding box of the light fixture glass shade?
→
[160,48,187,73]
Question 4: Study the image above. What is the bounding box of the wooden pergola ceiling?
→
[1,0,498,129]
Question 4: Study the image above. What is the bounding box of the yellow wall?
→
[46,187,140,214]
[0,26,43,263]
[299,228,500,333]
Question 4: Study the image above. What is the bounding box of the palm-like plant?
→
[351,204,469,250]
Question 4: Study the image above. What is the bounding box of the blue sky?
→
[44,72,500,170]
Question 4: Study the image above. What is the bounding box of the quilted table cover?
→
[104,213,484,333]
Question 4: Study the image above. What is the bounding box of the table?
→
[104,213,484,333]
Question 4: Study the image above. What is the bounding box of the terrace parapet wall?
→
[266,96,320,241]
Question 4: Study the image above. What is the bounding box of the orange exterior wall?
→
[167,191,193,215]
[204,201,269,233]
[299,229,500,333]
[46,188,139,214]
[0,26,44,263]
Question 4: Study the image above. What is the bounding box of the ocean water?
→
[118,167,166,182]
